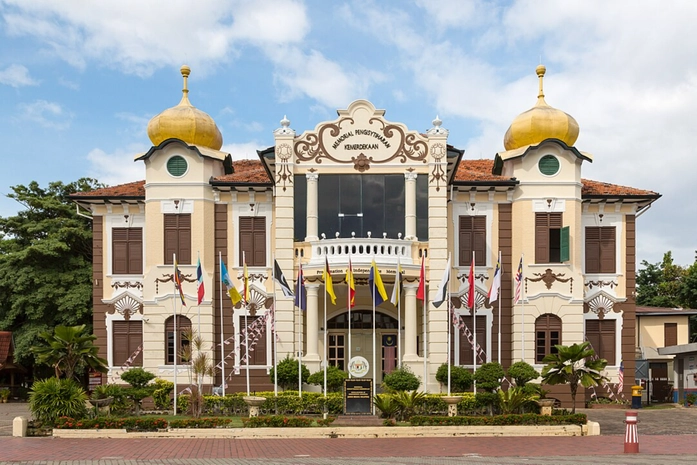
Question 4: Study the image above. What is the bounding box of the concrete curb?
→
[53,422,597,439]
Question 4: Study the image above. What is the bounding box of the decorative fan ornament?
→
[114,295,142,320]
[587,294,615,318]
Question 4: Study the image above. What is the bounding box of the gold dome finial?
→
[503,64,579,151]
[536,64,546,100]
[146,65,223,150]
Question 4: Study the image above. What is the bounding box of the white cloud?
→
[1,0,309,77]
[17,99,72,129]
[86,146,146,186]
[0,64,38,87]
[221,141,265,161]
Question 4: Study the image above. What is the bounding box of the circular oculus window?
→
[167,155,188,177]
[538,155,560,176]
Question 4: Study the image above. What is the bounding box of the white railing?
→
[307,237,414,267]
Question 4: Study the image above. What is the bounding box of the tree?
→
[0,178,102,370]
[636,251,685,308]
[435,364,473,392]
[541,342,608,413]
[307,365,348,392]
[120,367,156,416]
[31,324,107,380]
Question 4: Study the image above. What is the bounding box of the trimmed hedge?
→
[409,413,587,427]
[242,415,314,428]
[169,417,233,428]
[54,416,168,431]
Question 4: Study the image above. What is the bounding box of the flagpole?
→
[348,254,352,378]
[372,259,376,413]
[521,252,525,363]
[272,255,278,398]
[447,253,452,396]
[173,253,178,416]
[243,251,250,397]
[397,254,401,368]
[219,252,225,397]
[473,251,477,377]
[497,251,502,365]
[423,271,428,394]
[298,262,303,398]
[323,263,328,399]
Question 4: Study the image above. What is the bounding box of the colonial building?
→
[72,64,660,403]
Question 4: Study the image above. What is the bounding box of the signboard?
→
[88,371,102,391]
[348,356,369,378]
[343,379,373,415]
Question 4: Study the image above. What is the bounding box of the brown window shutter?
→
[457,315,486,365]
[128,228,143,274]
[599,227,616,273]
[459,216,486,266]
[179,227,191,265]
[253,218,266,266]
[585,320,601,358]
[535,214,549,263]
[113,241,128,275]
[549,213,562,228]
[459,228,472,266]
[600,320,616,364]
[586,227,601,273]
[164,229,178,264]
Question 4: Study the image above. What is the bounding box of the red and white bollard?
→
[624,410,639,453]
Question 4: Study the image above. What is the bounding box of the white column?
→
[404,172,418,241]
[305,172,319,241]
[305,283,320,361]
[402,282,418,360]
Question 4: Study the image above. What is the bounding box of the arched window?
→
[165,315,192,365]
[535,314,562,363]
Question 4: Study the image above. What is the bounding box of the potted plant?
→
[0,388,10,403]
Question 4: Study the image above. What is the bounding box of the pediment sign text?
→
[294,100,428,170]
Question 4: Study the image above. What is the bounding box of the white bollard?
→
[13,416,27,437]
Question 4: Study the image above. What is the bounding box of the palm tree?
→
[540,342,608,413]
[32,325,107,380]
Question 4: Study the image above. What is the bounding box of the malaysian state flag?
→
[514,256,523,303]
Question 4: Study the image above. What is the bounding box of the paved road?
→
[2,403,697,464]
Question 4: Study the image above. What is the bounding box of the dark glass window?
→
[317,175,405,239]
[294,174,307,240]
[535,314,562,363]
[327,310,398,329]
[416,174,429,240]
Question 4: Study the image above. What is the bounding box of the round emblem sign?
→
[348,356,370,378]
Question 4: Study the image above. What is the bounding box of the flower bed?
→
[54,416,168,431]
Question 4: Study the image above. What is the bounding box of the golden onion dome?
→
[147,65,223,150]
[503,65,579,151]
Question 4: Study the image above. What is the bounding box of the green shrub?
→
[90,384,131,414]
[269,356,310,390]
[120,368,156,415]
[382,365,421,392]
[506,361,539,387]
[242,415,313,428]
[169,417,233,428]
[29,378,88,424]
[393,390,426,421]
[373,393,399,419]
[473,362,505,392]
[435,364,473,392]
[475,391,499,413]
[120,368,156,388]
[177,394,190,413]
[409,413,587,426]
[307,365,348,392]
[498,387,535,414]
[152,378,174,410]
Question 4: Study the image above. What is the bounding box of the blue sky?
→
[1,0,696,267]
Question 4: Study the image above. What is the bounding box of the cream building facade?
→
[72,65,660,403]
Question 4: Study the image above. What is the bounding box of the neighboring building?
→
[0,331,27,396]
[636,306,697,403]
[71,65,660,404]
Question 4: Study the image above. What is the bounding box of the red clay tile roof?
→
[581,179,659,197]
[70,159,657,199]
[0,332,13,364]
[71,180,145,198]
[213,159,271,184]
[636,306,697,315]
[454,159,511,182]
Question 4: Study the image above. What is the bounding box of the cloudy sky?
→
[0,0,694,267]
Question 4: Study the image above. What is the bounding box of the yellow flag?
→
[324,257,336,305]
